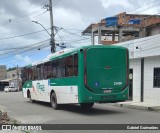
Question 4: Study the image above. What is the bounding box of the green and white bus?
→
[21,45,129,109]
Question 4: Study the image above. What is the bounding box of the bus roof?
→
[25,45,126,67]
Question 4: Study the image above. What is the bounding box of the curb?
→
[114,103,160,112]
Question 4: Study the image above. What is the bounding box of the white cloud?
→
[54,7,86,29]
[0,0,159,68]
[15,54,32,65]
[101,0,131,8]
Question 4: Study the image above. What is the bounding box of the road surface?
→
[0,92,160,133]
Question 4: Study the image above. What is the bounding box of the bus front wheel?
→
[80,102,94,109]
[50,92,59,110]
[28,91,34,103]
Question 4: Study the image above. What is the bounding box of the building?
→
[0,65,7,91]
[0,68,22,91]
[0,65,7,80]
[115,34,160,106]
[82,12,160,45]
[6,68,22,90]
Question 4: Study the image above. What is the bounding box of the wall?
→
[150,27,160,36]
[7,68,21,79]
[143,56,160,106]
[130,59,141,102]
[130,56,160,106]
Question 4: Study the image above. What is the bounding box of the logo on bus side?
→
[37,83,45,91]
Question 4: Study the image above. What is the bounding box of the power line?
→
[128,0,159,13]
[128,0,160,14]
[0,39,50,59]
[0,39,50,51]
[53,0,62,6]
[62,28,89,39]
[10,11,48,23]
[0,28,50,41]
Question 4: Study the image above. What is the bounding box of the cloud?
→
[0,0,159,68]
[15,54,32,65]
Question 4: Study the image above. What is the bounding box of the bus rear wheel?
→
[80,102,94,109]
[50,92,59,110]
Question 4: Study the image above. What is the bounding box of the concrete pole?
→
[112,33,115,41]
[91,30,95,45]
[49,0,56,53]
[118,29,123,42]
[17,65,19,91]
[98,24,101,44]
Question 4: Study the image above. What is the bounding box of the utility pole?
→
[49,0,56,53]
[16,65,19,91]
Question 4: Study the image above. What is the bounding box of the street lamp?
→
[32,20,56,53]
[32,20,66,52]
[32,21,51,37]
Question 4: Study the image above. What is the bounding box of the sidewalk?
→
[113,101,160,112]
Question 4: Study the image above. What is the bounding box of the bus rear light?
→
[84,75,87,84]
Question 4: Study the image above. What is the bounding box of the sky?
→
[0,0,159,68]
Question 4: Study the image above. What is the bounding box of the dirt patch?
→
[0,110,20,125]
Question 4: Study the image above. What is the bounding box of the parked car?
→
[4,86,18,92]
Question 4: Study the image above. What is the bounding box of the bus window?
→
[37,65,41,80]
[40,64,44,80]
[28,68,32,80]
[25,68,29,81]
[52,60,57,78]
[64,56,74,77]
[43,63,48,79]
[57,59,62,78]
[21,68,25,79]
[74,54,78,76]
[44,61,52,79]
[48,62,52,78]
[34,66,37,80]
[32,66,35,80]
[21,68,27,82]
[61,58,66,77]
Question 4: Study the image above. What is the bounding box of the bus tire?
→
[50,92,59,110]
[28,91,34,103]
[80,102,94,109]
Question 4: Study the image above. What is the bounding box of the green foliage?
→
[7,67,16,71]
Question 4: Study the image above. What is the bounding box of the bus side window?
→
[43,63,48,79]
[64,56,74,77]
[52,60,57,78]
[25,68,29,81]
[74,54,78,76]
[22,68,27,82]
[47,62,52,79]
[34,66,37,80]
[44,61,52,79]
[61,58,65,77]
[32,67,34,80]
[37,65,41,80]
[28,68,32,80]
[57,59,62,78]
[40,64,44,80]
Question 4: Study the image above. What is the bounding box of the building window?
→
[153,68,160,87]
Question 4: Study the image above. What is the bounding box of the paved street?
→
[0,92,160,133]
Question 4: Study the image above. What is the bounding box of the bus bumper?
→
[78,87,129,103]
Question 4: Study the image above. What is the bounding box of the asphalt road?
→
[0,91,160,133]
